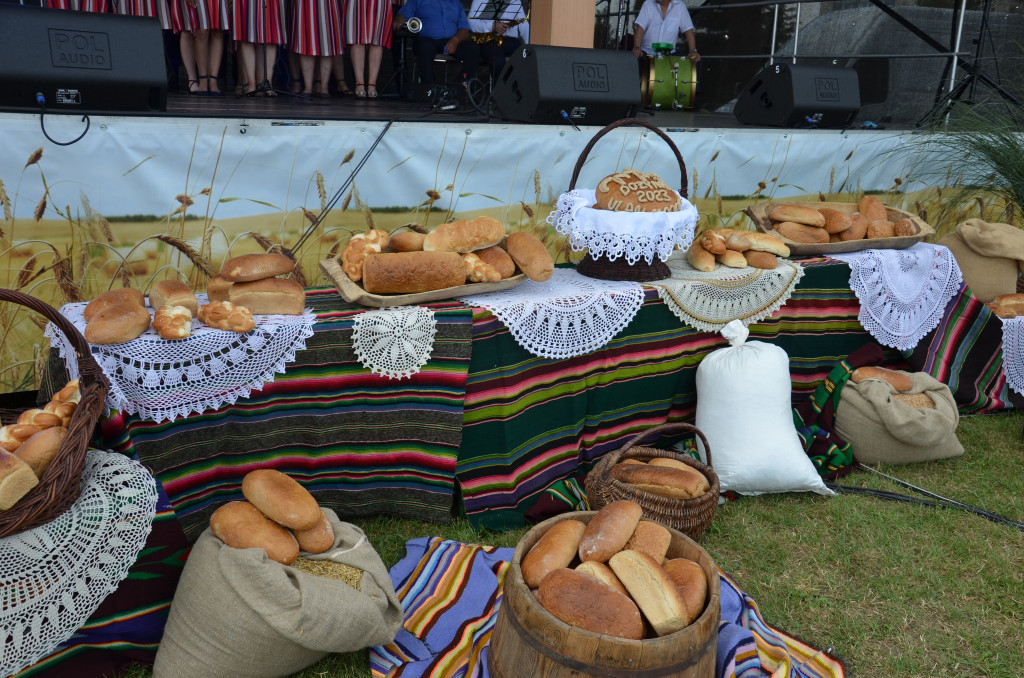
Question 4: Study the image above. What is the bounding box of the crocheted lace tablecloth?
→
[998,316,1024,396]
[45,294,317,422]
[352,305,437,380]
[829,243,963,351]
[649,251,806,332]
[547,189,698,264]
[457,268,645,359]
[0,450,157,678]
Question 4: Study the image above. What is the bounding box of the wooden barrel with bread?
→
[488,511,720,678]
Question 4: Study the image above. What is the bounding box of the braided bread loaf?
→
[462,253,501,283]
[340,230,389,282]
[198,301,255,333]
[152,305,193,340]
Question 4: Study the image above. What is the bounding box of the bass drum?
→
[641,55,697,110]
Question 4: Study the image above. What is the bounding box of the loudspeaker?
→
[492,45,640,125]
[733,63,860,128]
[0,4,167,114]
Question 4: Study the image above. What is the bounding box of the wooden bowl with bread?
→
[488,508,720,678]
[744,200,935,256]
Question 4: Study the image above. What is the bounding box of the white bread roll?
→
[536,568,645,640]
[662,558,707,625]
[522,518,586,588]
[52,380,81,405]
[623,520,672,563]
[241,469,321,530]
[505,232,553,282]
[13,426,67,478]
[698,230,727,255]
[206,275,234,302]
[361,251,466,294]
[716,249,748,268]
[686,241,716,272]
[43,400,76,428]
[291,508,335,554]
[423,216,505,254]
[220,252,295,282]
[0,425,24,453]
[574,560,630,596]
[85,302,152,345]
[83,288,145,322]
[578,499,643,563]
[474,245,516,279]
[148,280,199,316]
[387,231,426,253]
[608,549,689,636]
[610,463,709,500]
[0,449,39,510]
[769,204,826,228]
[228,277,305,315]
[340,230,390,281]
[209,500,300,565]
[729,231,791,257]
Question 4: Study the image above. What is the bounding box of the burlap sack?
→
[937,218,1024,302]
[834,372,964,465]
[153,509,403,678]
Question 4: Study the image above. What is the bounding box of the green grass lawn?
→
[121,409,1024,678]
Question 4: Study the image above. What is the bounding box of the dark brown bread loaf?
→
[536,568,645,640]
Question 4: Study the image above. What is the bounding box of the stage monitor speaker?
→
[733,63,860,128]
[0,4,167,115]
[491,45,640,125]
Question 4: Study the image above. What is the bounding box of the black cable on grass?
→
[827,466,1024,533]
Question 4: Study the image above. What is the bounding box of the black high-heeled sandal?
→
[187,78,201,95]
[199,75,223,96]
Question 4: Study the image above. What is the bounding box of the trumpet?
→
[402,17,422,33]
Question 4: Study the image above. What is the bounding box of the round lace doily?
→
[457,268,645,359]
[0,450,157,678]
[352,306,437,380]
[829,243,963,351]
[998,316,1024,396]
[650,252,806,332]
[547,189,698,265]
[45,294,317,423]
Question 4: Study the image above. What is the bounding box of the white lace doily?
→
[650,251,806,332]
[547,189,698,265]
[44,293,317,423]
[998,316,1024,396]
[829,243,963,351]
[352,306,437,380]
[457,268,645,359]
[0,450,157,678]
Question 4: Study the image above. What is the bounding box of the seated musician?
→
[394,0,481,85]
[468,0,529,82]
[631,0,700,63]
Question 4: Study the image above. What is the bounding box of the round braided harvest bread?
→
[197,301,255,333]
[152,305,194,340]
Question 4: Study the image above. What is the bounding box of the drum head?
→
[642,55,697,110]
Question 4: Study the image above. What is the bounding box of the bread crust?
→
[574,560,630,596]
[362,251,467,294]
[241,469,321,530]
[206,275,234,302]
[291,509,335,554]
[850,366,913,391]
[623,520,672,563]
[220,252,295,282]
[522,518,586,588]
[819,208,853,234]
[578,499,643,563]
[774,221,829,244]
[716,249,748,268]
[149,280,198,316]
[610,463,709,499]
[85,302,151,345]
[83,288,145,322]
[423,217,505,254]
[662,558,707,625]
[769,204,826,228]
[536,568,645,640]
[14,426,66,478]
[209,500,300,565]
[228,277,305,315]
[608,549,689,636]
[474,245,516,279]
[504,232,553,282]
[743,250,777,269]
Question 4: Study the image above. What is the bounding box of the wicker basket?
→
[585,422,719,540]
[568,117,689,282]
[0,289,109,539]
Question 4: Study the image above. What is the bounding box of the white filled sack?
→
[695,320,833,496]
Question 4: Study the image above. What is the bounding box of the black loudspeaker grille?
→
[492,45,640,125]
[734,63,860,128]
[0,4,167,114]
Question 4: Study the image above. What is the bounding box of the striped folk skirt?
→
[231,0,287,44]
[44,0,113,12]
[114,0,172,29]
[289,0,344,56]
[344,0,392,47]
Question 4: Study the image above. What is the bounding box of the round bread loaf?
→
[197,300,255,333]
[83,288,145,322]
[893,218,916,237]
[578,499,643,563]
[388,231,426,252]
[768,204,825,228]
[228,277,305,315]
[662,558,707,625]
[594,169,681,213]
[13,426,67,478]
[536,567,645,640]
[608,549,689,636]
[474,245,516,279]
[220,252,295,282]
[423,216,505,254]
[610,463,709,499]
[148,279,199,316]
[774,221,829,244]
[362,251,467,294]
[840,212,869,241]
[209,500,300,565]
[850,366,913,392]
[623,520,672,563]
[206,275,234,302]
[291,508,335,554]
[819,208,853,234]
[241,469,321,530]
[505,232,553,282]
[574,560,630,596]
[522,518,586,588]
[85,302,152,345]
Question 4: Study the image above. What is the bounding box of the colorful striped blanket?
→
[370,537,844,678]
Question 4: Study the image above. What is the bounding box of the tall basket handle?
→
[568,118,689,198]
[601,422,712,476]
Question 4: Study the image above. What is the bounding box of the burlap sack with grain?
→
[937,218,1024,302]
[834,371,963,465]
[153,508,403,678]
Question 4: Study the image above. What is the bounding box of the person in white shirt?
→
[631,0,700,62]
[468,0,530,81]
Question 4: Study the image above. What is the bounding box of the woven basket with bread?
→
[586,422,719,540]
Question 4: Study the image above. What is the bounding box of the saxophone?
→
[471,16,528,45]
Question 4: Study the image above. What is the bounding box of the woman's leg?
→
[179,31,199,93]
[239,41,256,94]
[205,29,224,93]
[299,53,316,94]
[194,28,211,91]
[366,44,383,96]
[316,55,333,96]
[331,54,351,93]
[349,43,366,95]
